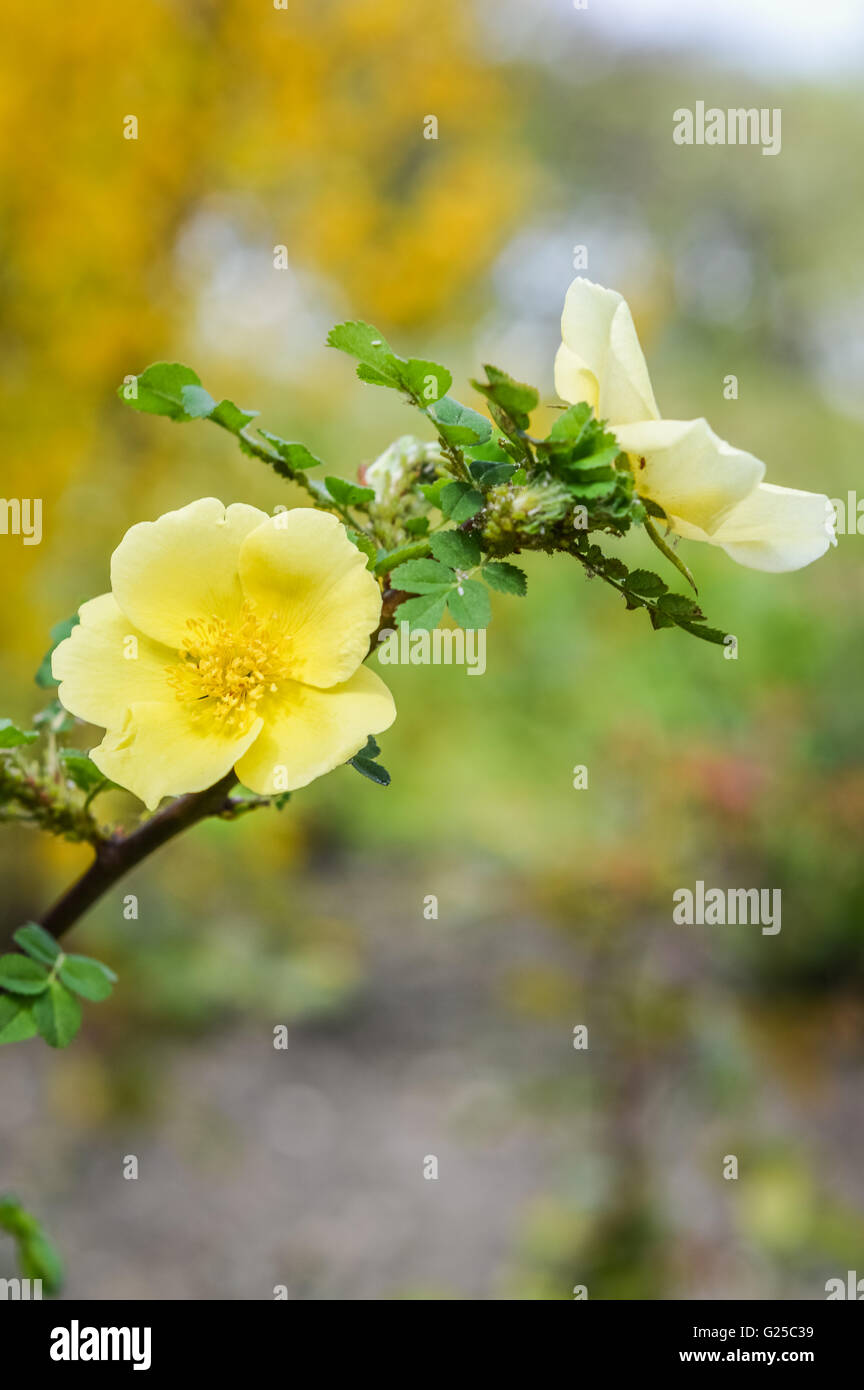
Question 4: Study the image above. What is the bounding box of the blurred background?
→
[1,0,863,1299]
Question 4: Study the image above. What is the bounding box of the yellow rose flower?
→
[52,498,395,809]
[554,277,836,572]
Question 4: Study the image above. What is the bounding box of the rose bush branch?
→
[0,277,835,1053]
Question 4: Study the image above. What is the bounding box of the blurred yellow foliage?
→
[0,0,527,659]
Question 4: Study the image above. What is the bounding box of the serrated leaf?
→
[649,609,676,630]
[624,569,668,598]
[397,359,452,404]
[0,996,38,1045]
[447,580,492,629]
[0,955,50,995]
[35,615,79,689]
[482,561,527,596]
[439,482,484,522]
[390,558,454,593]
[326,321,397,373]
[601,558,629,583]
[429,530,481,569]
[324,476,376,507]
[118,362,205,421]
[58,954,117,1002]
[33,980,82,1048]
[397,593,448,630]
[404,516,430,536]
[656,593,705,621]
[677,621,728,645]
[257,431,323,470]
[428,397,492,447]
[471,365,539,430]
[0,719,38,749]
[549,402,594,442]
[13,923,61,967]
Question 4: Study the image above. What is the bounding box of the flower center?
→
[167,603,290,733]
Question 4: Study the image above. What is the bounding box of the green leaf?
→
[470,365,539,431]
[179,383,217,418]
[35,615,79,689]
[390,558,454,593]
[0,996,38,1045]
[482,561,527,596]
[404,516,430,536]
[348,735,390,787]
[447,580,492,629]
[346,528,377,569]
[59,954,117,1002]
[0,955,50,995]
[324,476,376,508]
[469,459,517,487]
[676,621,727,645]
[429,530,481,569]
[19,1231,64,1293]
[428,397,492,447]
[327,321,397,375]
[209,398,259,433]
[439,482,484,522]
[0,719,38,749]
[349,756,391,786]
[374,539,431,575]
[58,749,112,794]
[656,593,705,621]
[417,477,451,509]
[549,402,594,442]
[649,608,677,630]
[33,980,82,1049]
[327,321,452,405]
[257,431,323,470]
[397,592,448,630]
[13,923,61,967]
[118,362,206,422]
[624,569,668,598]
[397,359,452,404]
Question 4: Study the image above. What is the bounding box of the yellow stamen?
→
[166,603,290,732]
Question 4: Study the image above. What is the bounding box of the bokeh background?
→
[2,0,864,1299]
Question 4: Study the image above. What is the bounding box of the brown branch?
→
[12,772,240,948]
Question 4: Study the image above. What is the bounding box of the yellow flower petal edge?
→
[555,277,659,426]
[51,500,394,808]
[235,666,396,795]
[52,593,178,730]
[110,497,270,648]
[672,483,837,573]
[90,702,264,812]
[238,508,384,688]
[555,276,836,572]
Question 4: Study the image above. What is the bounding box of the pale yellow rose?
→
[52,499,395,809]
[554,277,835,572]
